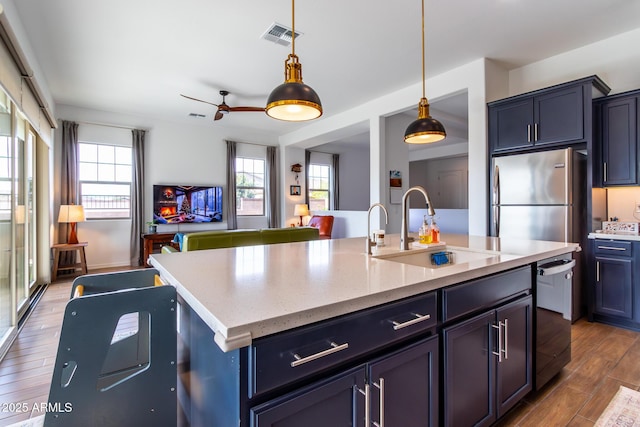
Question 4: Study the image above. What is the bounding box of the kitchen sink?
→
[377,247,500,269]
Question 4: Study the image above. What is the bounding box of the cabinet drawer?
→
[442,266,531,323]
[250,292,437,397]
[594,240,632,256]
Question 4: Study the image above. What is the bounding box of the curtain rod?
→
[70,120,148,131]
[230,140,277,148]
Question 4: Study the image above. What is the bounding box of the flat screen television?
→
[152,185,223,224]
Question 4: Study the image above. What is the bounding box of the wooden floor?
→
[0,274,638,426]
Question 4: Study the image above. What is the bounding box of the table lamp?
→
[58,204,86,244]
[294,203,309,226]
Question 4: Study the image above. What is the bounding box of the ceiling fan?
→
[180,90,265,121]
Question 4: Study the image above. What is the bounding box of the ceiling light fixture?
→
[266,0,322,122]
[404,0,446,144]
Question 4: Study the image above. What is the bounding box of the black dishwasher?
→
[536,254,575,390]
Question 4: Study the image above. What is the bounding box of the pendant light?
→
[404,0,446,144]
[266,0,322,121]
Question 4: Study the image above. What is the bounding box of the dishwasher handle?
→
[538,259,575,276]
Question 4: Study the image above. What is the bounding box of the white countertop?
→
[150,233,578,352]
[589,232,640,241]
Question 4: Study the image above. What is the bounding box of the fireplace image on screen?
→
[153,185,223,224]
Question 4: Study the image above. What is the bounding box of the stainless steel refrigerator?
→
[491,147,586,321]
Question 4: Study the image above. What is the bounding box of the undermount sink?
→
[379,247,500,269]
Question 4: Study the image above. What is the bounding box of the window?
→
[78,142,132,219]
[308,164,330,211]
[236,157,265,216]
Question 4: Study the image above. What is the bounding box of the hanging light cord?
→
[421,0,426,99]
[291,0,296,57]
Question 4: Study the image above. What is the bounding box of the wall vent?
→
[261,22,302,47]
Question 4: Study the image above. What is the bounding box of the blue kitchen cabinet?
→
[251,336,439,427]
[593,90,639,186]
[591,240,634,321]
[488,76,609,155]
[442,270,533,426]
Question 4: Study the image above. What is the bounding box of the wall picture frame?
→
[290,185,301,196]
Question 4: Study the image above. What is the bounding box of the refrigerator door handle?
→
[493,165,500,236]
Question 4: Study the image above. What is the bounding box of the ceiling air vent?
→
[261,22,302,47]
[188,113,206,118]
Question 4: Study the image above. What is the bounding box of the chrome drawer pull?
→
[597,246,627,251]
[392,313,431,330]
[291,341,349,367]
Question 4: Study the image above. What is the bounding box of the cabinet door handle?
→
[503,319,509,360]
[604,162,607,182]
[596,261,600,282]
[491,321,507,362]
[356,383,371,427]
[291,341,349,367]
[527,124,531,142]
[392,313,431,330]
[597,245,626,251]
[534,123,539,141]
[373,378,385,427]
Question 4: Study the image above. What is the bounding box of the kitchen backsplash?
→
[606,187,640,223]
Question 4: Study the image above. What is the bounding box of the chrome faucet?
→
[366,203,389,255]
[401,186,436,250]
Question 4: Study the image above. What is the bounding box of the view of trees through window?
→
[308,164,330,211]
[236,157,265,216]
[78,142,132,219]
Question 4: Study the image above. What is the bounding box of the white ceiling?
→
[11,0,640,140]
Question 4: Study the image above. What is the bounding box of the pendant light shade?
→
[404,98,446,143]
[266,0,322,122]
[405,0,446,144]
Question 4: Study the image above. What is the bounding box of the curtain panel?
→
[226,140,238,229]
[130,129,145,266]
[332,154,340,210]
[266,146,279,228]
[59,120,79,265]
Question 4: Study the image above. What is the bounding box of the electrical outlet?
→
[636,201,640,213]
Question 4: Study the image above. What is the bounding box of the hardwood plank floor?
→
[0,272,638,426]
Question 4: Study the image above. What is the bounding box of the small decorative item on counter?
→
[374,230,385,247]
[430,216,440,243]
[419,215,432,244]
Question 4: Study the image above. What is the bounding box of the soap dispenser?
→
[419,215,431,244]
[430,216,440,244]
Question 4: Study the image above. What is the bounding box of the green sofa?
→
[161,227,319,253]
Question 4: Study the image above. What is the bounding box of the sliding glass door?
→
[0,95,13,344]
[0,90,38,353]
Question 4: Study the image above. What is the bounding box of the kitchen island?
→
[150,233,579,427]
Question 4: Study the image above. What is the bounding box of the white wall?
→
[336,145,370,211]
[508,28,640,97]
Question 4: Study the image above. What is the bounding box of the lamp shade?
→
[58,205,86,223]
[404,98,446,144]
[266,81,322,121]
[294,203,310,217]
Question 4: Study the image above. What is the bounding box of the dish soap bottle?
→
[419,215,431,244]
[430,216,440,244]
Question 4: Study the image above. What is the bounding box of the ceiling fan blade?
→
[180,94,219,107]
[214,111,224,121]
[229,106,266,112]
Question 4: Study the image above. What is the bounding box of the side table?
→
[52,242,88,281]
[141,232,177,267]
